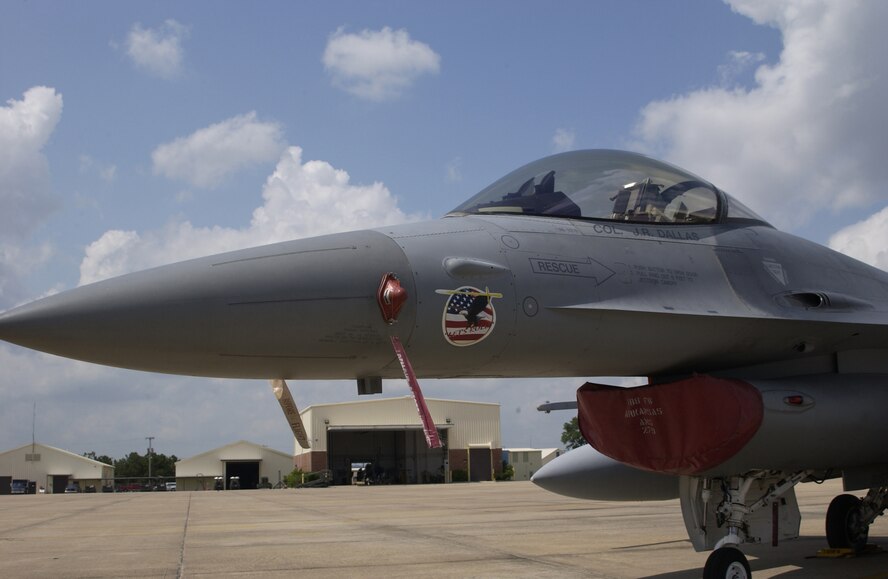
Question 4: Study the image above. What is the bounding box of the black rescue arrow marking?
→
[529,257,615,286]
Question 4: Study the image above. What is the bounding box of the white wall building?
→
[0,443,114,494]
[294,396,502,485]
[505,447,561,481]
[175,440,293,491]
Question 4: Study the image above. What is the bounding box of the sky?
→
[2,0,888,460]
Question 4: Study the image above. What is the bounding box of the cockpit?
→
[448,150,769,226]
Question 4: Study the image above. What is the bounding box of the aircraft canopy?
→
[449,150,768,226]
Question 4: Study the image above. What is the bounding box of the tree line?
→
[83,451,179,478]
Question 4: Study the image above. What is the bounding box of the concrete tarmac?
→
[1,479,887,578]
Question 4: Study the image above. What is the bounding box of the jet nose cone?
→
[0,307,20,340]
[0,278,157,364]
[0,293,91,352]
[0,229,414,379]
[530,445,586,492]
[0,307,23,343]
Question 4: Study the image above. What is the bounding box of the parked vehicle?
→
[11,479,27,495]
[64,483,80,493]
[117,483,145,492]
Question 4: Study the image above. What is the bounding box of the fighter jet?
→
[2,149,888,578]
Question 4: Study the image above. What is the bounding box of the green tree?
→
[82,451,114,465]
[283,468,302,488]
[114,452,148,478]
[113,451,179,478]
[561,416,587,450]
[149,453,179,478]
[284,468,319,488]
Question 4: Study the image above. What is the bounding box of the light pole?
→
[146,436,154,483]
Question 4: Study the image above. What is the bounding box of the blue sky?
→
[2,0,887,459]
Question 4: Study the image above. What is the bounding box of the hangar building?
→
[294,397,502,485]
[175,440,293,490]
[0,443,114,494]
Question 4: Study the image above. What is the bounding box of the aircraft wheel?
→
[703,547,751,579]
[826,493,868,551]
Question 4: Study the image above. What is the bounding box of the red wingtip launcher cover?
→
[577,376,764,476]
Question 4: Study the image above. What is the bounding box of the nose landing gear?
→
[703,546,750,579]
[681,471,808,579]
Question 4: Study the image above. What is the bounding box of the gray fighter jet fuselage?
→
[3,151,887,382]
[3,150,888,578]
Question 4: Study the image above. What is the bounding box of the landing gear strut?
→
[682,471,808,579]
[826,486,888,551]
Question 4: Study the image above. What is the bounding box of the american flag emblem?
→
[436,286,501,347]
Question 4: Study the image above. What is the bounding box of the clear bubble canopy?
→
[449,150,767,226]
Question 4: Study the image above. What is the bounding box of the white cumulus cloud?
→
[79,155,117,183]
[717,50,766,87]
[151,112,286,189]
[251,147,417,239]
[0,86,63,307]
[0,86,63,241]
[446,157,463,182]
[323,27,441,101]
[828,208,888,271]
[631,0,888,231]
[552,128,576,153]
[80,147,423,285]
[125,19,189,79]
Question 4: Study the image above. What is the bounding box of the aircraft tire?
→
[702,547,750,579]
[826,493,868,551]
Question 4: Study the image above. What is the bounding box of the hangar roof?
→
[302,396,499,411]
[0,442,113,467]
[177,440,291,463]
[176,440,293,478]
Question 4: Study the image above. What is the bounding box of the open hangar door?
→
[224,461,259,490]
[51,474,69,494]
[327,427,448,485]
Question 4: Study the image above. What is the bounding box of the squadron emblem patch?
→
[435,286,502,347]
